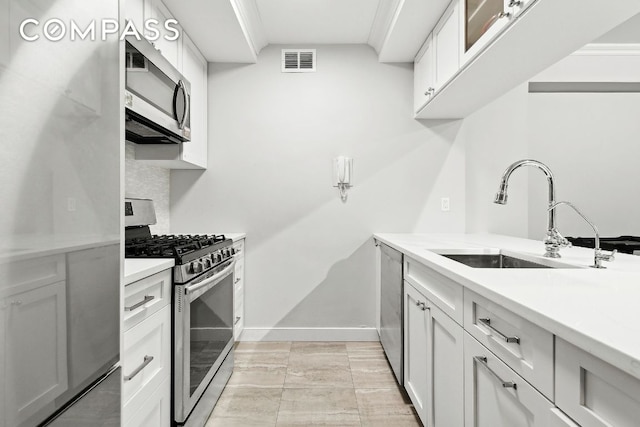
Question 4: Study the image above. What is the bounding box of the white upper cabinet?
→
[128,0,209,169]
[415,0,640,119]
[147,0,182,70]
[434,1,461,89]
[413,35,435,112]
[461,0,513,63]
[178,33,208,169]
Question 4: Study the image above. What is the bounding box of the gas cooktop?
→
[125,234,234,264]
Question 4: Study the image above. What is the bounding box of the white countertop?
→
[374,233,640,381]
[124,258,175,285]
[0,235,119,263]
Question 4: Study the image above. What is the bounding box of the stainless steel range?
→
[125,198,235,427]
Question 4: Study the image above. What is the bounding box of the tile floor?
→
[205,341,421,427]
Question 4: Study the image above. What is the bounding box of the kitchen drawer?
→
[0,254,65,296]
[404,256,463,325]
[464,332,554,427]
[464,288,554,399]
[123,305,171,418]
[556,338,640,427]
[549,408,580,427]
[233,239,245,257]
[124,376,170,427]
[124,269,171,331]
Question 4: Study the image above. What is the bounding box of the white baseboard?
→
[239,327,380,342]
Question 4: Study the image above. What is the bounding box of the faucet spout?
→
[494,159,566,258]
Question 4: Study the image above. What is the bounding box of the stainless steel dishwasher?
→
[379,243,403,385]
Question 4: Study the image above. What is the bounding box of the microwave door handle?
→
[174,79,189,130]
[181,83,190,130]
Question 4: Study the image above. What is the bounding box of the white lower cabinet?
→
[556,338,640,427]
[123,269,172,426]
[124,376,171,427]
[233,239,245,340]
[464,332,554,427]
[404,281,463,427]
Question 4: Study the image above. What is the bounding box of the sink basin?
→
[438,252,578,269]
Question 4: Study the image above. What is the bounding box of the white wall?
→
[464,83,530,238]
[171,44,465,338]
[465,75,640,242]
[528,93,640,238]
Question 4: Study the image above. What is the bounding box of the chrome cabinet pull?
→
[415,300,429,311]
[474,356,517,389]
[125,295,155,312]
[234,278,241,284]
[508,0,522,6]
[478,317,520,344]
[124,355,154,381]
[235,316,241,325]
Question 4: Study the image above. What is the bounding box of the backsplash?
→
[125,142,170,234]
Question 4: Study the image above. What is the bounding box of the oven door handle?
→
[185,260,235,297]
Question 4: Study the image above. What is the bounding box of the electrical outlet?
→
[67,197,76,212]
[441,197,450,212]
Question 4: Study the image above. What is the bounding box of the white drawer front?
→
[464,289,554,399]
[124,269,171,331]
[124,376,170,427]
[0,254,65,295]
[123,305,171,416]
[404,257,463,325]
[556,338,640,427]
[464,332,554,427]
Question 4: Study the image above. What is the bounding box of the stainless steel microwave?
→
[125,36,191,144]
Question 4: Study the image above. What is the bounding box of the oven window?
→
[189,274,233,398]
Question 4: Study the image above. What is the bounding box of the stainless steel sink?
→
[441,253,559,269]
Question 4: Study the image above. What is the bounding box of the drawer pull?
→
[478,317,520,344]
[124,355,154,381]
[234,278,241,284]
[125,295,155,312]
[235,316,241,325]
[474,356,517,389]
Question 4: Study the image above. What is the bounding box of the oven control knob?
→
[189,262,196,274]
[230,248,236,255]
[203,259,211,269]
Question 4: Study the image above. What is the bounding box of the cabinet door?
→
[464,332,554,427]
[556,338,640,427]
[430,299,463,427]
[434,1,461,90]
[404,282,430,424]
[462,0,513,64]
[180,32,208,169]
[149,0,181,69]
[125,0,145,32]
[414,35,435,112]
[3,281,68,426]
[234,254,245,339]
[404,282,464,427]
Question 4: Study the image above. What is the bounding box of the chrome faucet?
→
[494,159,569,258]
[548,201,615,268]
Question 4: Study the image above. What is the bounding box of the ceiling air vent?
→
[281,49,316,73]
